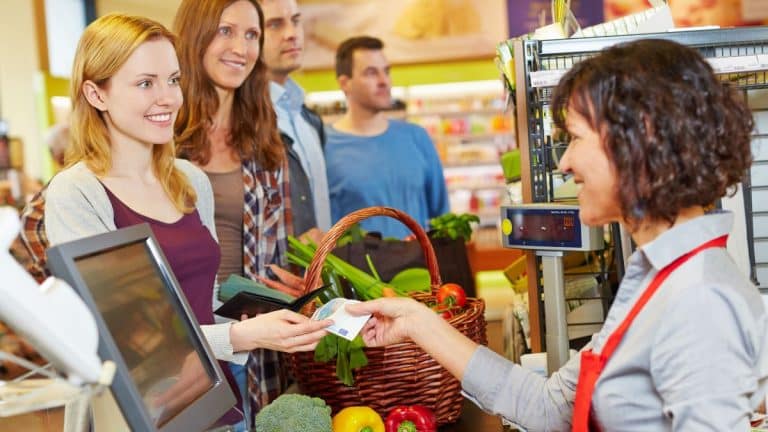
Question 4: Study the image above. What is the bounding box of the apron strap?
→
[571,234,728,432]
[600,235,727,358]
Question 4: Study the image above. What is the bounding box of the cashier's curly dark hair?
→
[551,39,753,228]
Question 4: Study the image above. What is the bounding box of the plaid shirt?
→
[3,196,48,380]
[18,189,49,283]
[242,158,293,416]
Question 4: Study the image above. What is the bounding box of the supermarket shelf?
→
[441,132,513,141]
[448,183,506,192]
[528,31,768,89]
[408,108,505,117]
[443,161,500,169]
[477,211,502,227]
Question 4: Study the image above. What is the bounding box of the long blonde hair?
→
[67,13,196,213]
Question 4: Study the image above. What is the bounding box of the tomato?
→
[436,283,466,308]
[430,305,455,320]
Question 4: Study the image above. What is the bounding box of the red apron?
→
[571,235,728,432]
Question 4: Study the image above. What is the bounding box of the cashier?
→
[348,39,768,431]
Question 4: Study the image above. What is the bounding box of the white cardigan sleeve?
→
[200,323,248,365]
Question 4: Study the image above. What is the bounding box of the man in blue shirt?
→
[260,0,331,235]
[325,36,449,239]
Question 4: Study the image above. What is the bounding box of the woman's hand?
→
[345,297,433,347]
[230,309,332,353]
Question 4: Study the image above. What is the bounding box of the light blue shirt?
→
[462,211,768,431]
[325,120,449,239]
[270,79,331,230]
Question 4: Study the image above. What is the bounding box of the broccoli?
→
[253,394,332,432]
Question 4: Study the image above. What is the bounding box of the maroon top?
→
[104,186,243,425]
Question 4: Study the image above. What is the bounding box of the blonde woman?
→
[42,13,329,429]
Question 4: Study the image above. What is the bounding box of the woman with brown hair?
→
[173,0,298,424]
[348,38,768,430]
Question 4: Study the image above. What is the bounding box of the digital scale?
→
[501,204,604,374]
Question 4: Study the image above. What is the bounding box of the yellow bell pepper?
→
[332,406,385,432]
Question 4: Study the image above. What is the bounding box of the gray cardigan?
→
[45,160,216,244]
[44,160,245,364]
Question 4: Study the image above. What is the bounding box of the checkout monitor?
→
[47,224,235,432]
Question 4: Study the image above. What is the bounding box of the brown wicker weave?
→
[287,207,487,425]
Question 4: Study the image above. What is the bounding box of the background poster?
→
[299,0,509,70]
[507,0,605,38]
[604,0,767,27]
[742,0,768,21]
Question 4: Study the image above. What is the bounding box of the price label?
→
[707,55,764,74]
[530,70,567,88]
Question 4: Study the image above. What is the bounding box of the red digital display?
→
[511,213,578,243]
[563,215,574,228]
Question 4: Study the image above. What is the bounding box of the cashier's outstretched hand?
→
[230,309,332,353]
[346,297,434,347]
[347,297,479,381]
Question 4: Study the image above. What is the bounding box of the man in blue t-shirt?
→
[325,36,449,239]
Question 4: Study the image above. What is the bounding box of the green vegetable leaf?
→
[350,334,366,349]
[336,348,353,386]
[388,268,431,294]
[428,212,479,242]
[288,235,387,299]
[365,254,382,282]
[314,334,368,386]
[349,335,368,371]
[314,334,337,362]
[349,347,368,370]
[336,224,367,247]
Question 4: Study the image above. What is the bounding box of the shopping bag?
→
[332,232,476,297]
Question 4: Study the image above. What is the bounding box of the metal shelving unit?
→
[512,26,768,351]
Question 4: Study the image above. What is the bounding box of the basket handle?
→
[302,207,442,294]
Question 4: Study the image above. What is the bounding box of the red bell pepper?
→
[384,405,437,432]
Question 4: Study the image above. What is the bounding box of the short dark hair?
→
[551,39,753,227]
[335,36,384,77]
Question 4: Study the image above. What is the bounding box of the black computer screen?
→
[74,240,213,427]
[47,224,235,432]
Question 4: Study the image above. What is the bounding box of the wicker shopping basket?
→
[287,207,487,425]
